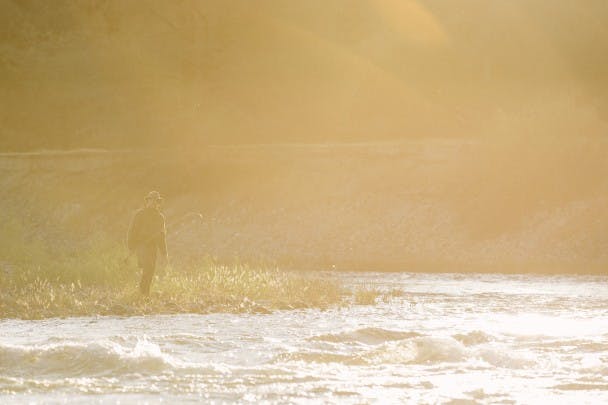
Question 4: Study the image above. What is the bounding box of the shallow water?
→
[1,272,607,404]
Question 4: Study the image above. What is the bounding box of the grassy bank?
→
[0,218,346,319]
[1,262,346,320]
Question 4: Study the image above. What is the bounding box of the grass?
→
[1,262,346,319]
[387,288,405,297]
[353,285,383,305]
[0,217,346,319]
[351,285,407,305]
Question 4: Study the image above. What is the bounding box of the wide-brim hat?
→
[145,191,163,202]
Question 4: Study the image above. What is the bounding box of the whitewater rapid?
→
[1,272,607,404]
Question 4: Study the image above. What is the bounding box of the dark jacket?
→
[127,206,168,258]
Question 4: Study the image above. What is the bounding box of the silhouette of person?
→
[127,191,169,295]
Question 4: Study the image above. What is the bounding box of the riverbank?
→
[0,259,346,320]
[0,139,607,274]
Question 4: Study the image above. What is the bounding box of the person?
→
[127,191,169,295]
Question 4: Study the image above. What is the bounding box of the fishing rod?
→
[121,211,204,267]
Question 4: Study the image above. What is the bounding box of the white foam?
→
[0,338,181,377]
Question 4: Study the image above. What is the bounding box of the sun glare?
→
[1,1,607,404]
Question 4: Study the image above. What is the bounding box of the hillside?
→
[1,0,607,149]
[1,138,606,273]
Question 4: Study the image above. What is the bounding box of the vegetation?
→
[0,258,347,320]
[2,2,607,150]
[1,261,346,320]
[353,285,383,305]
[0,218,346,320]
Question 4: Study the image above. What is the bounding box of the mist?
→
[1,0,606,148]
[2,3,608,402]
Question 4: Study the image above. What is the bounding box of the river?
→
[1,272,607,404]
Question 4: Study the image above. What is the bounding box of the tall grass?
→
[353,285,382,305]
[1,262,345,319]
[0,217,345,319]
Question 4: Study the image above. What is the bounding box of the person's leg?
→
[137,245,158,295]
[138,248,157,295]
[140,260,155,295]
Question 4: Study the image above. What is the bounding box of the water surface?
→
[2,272,607,404]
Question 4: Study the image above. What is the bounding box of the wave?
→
[452,330,493,346]
[366,337,468,364]
[282,334,536,368]
[309,327,422,345]
[474,347,535,369]
[278,336,468,366]
[0,339,187,377]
